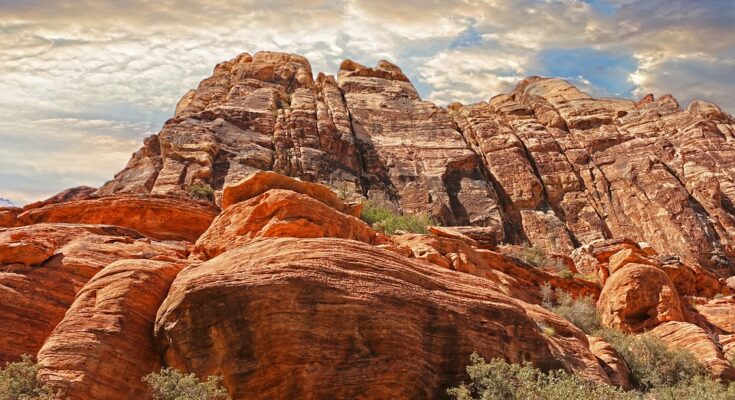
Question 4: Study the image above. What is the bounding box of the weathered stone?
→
[587,335,632,389]
[221,171,360,216]
[0,224,186,363]
[650,321,735,381]
[17,195,219,242]
[598,263,684,333]
[193,189,381,260]
[38,260,183,400]
[156,238,610,399]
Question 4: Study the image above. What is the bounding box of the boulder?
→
[598,263,684,333]
[38,260,183,400]
[156,238,610,399]
[193,189,381,259]
[0,224,187,363]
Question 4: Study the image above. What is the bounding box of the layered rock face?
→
[100,51,735,279]
[2,51,735,399]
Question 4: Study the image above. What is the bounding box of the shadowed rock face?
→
[2,52,735,398]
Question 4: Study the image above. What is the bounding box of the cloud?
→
[0,0,733,205]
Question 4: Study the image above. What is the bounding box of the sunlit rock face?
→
[3,52,735,398]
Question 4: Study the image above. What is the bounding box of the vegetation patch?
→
[541,284,600,334]
[0,355,54,400]
[360,200,434,235]
[189,183,214,201]
[448,353,734,400]
[144,368,231,400]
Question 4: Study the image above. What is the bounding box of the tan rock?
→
[38,260,183,400]
[598,263,684,333]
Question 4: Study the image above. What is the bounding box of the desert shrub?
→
[598,329,705,390]
[0,355,54,400]
[189,183,214,201]
[513,245,550,267]
[360,200,434,234]
[648,375,735,400]
[143,368,231,400]
[448,353,734,400]
[447,353,639,400]
[552,290,600,334]
[558,269,573,279]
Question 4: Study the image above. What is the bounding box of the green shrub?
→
[447,353,639,400]
[189,183,214,201]
[598,329,705,390]
[647,375,735,400]
[558,269,573,279]
[513,245,551,267]
[143,368,231,400]
[0,355,54,400]
[448,353,733,400]
[360,200,434,234]
[551,290,600,334]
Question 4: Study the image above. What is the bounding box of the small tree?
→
[143,368,231,400]
[189,183,214,201]
[0,355,53,400]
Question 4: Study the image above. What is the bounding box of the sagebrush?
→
[360,200,434,234]
[0,355,54,400]
[448,353,734,400]
[143,368,231,400]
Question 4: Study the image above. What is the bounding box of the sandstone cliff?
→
[2,51,735,399]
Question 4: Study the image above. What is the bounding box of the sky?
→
[1,0,734,206]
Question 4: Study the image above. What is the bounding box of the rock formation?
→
[2,51,735,399]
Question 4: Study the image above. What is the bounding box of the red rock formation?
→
[221,170,360,216]
[598,263,684,333]
[0,224,187,363]
[587,335,632,389]
[650,321,735,381]
[37,260,183,400]
[16,195,219,242]
[156,238,610,399]
[193,189,381,259]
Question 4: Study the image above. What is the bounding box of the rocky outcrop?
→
[16,195,219,242]
[38,260,183,400]
[0,224,187,363]
[221,171,360,215]
[587,335,632,389]
[597,263,684,333]
[193,189,381,260]
[99,52,735,280]
[156,237,610,399]
[650,321,735,381]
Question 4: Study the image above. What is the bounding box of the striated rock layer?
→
[156,237,609,399]
[100,51,735,278]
